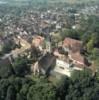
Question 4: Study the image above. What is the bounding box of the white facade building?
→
[53,59,72,77]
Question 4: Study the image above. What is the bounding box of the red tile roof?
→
[69,52,85,66]
[63,38,82,52]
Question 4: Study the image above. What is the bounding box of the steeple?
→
[45,33,51,52]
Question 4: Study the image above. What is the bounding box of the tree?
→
[27,83,56,100]
[27,77,56,100]
[61,29,80,40]
[65,75,99,100]
[0,59,14,78]
[92,48,99,60]
[16,93,25,100]
[2,39,16,54]
[86,38,94,53]
[56,76,71,100]
[5,85,16,100]
[13,56,30,76]
[0,79,10,100]
[71,69,92,82]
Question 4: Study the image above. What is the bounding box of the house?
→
[52,59,72,77]
[69,52,85,65]
[63,37,83,52]
[32,35,44,50]
[68,52,88,70]
[54,41,89,71]
[62,37,89,69]
[56,23,62,29]
[52,49,72,77]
